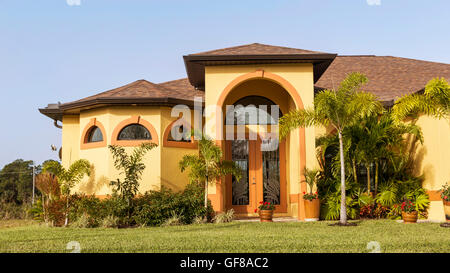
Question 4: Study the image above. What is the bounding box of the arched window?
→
[163,119,197,149]
[118,124,151,140]
[225,96,283,125]
[111,116,159,146]
[87,126,104,143]
[80,118,107,150]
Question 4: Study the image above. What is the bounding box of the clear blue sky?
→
[0,0,449,168]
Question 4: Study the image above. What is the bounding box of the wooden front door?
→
[225,137,286,214]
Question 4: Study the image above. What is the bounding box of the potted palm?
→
[255,202,275,222]
[401,199,418,224]
[302,168,320,221]
[440,182,450,222]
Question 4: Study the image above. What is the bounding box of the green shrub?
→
[0,202,30,220]
[133,182,214,226]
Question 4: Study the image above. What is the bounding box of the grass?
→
[0,219,448,253]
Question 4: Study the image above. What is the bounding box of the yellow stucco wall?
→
[62,106,199,196]
[414,115,450,221]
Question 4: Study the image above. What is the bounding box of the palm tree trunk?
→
[204,175,208,209]
[352,159,358,184]
[338,131,347,224]
[204,175,209,222]
[374,161,379,195]
[366,165,371,195]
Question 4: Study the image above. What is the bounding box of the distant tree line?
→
[0,159,55,205]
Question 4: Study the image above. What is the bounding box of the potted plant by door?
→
[255,202,275,222]
[302,168,320,221]
[440,182,450,222]
[303,191,320,221]
[401,199,418,224]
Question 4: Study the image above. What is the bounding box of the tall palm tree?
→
[279,72,383,224]
[179,136,242,219]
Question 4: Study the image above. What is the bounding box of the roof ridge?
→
[379,55,450,65]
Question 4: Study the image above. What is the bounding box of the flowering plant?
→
[401,199,416,213]
[255,201,275,212]
[440,182,449,202]
[303,191,319,201]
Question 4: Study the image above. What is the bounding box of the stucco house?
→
[39,43,450,221]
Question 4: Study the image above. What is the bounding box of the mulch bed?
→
[328,222,358,227]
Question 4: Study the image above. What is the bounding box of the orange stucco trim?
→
[214,70,307,220]
[163,118,198,149]
[80,118,107,150]
[111,116,159,147]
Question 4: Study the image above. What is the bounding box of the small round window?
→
[118,124,151,140]
[87,126,103,143]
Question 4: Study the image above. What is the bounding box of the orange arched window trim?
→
[163,118,198,149]
[80,118,107,150]
[111,116,159,147]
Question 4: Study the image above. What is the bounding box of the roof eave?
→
[184,53,337,90]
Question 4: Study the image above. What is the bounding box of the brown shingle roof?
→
[315,56,450,102]
[190,43,325,56]
[59,79,204,111]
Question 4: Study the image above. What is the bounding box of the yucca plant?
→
[280,72,384,224]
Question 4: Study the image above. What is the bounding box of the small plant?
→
[192,216,204,225]
[256,201,275,211]
[401,199,416,213]
[101,215,119,228]
[161,212,182,227]
[71,212,98,228]
[440,182,450,201]
[302,168,320,201]
[213,209,234,224]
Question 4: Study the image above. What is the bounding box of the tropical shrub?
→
[133,182,214,226]
[109,143,157,224]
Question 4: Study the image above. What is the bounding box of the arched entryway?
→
[215,71,307,219]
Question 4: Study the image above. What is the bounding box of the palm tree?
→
[179,136,242,220]
[42,159,91,226]
[279,72,383,224]
[392,77,450,122]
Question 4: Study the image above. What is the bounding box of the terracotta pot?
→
[259,209,274,222]
[304,199,320,221]
[443,200,450,222]
[402,211,418,224]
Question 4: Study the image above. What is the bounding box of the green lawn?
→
[0,219,448,253]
